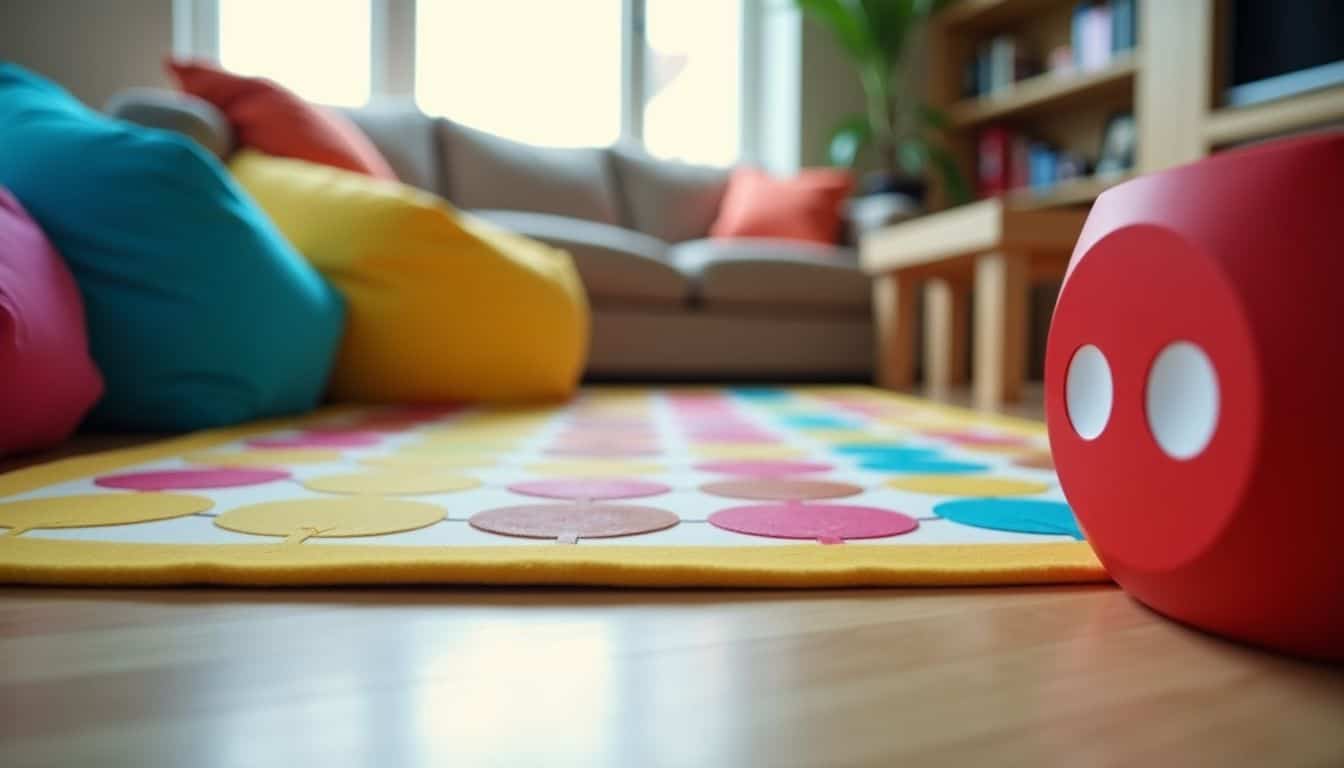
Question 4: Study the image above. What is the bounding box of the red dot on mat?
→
[709,502,917,541]
[508,477,672,501]
[95,468,291,491]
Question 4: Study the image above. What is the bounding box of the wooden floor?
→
[3,385,1342,766]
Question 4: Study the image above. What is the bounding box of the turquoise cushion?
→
[0,64,344,430]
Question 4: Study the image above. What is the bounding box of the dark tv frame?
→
[1226,58,1344,108]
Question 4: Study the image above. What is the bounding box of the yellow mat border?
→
[0,388,1106,588]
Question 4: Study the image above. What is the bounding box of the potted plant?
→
[792,0,970,208]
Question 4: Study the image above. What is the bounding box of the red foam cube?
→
[1045,132,1344,660]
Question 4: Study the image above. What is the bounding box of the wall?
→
[0,0,174,107]
[798,17,868,169]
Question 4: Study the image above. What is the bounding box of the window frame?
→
[176,0,762,164]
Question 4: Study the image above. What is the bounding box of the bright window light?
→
[415,0,623,147]
[643,0,741,165]
[218,0,371,106]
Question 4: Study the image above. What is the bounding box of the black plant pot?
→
[858,171,927,205]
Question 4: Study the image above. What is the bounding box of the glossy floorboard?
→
[2,585,1342,767]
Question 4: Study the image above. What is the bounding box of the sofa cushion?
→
[0,64,345,430]
[105,87,234,160]
[471,210,687,305]
[340,105,441,194]
[438,119,620,225]
[710,167,854,245]
[230,152,589,403]
[671,238,870,312]
[608,144,730,243]
[0,187,103,455]
[167,58,397,179]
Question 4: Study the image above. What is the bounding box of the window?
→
[196,0,753,164]
[642,0,741,165]
[216,0,371,107]
[414,0,623,148]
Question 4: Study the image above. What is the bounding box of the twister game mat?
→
[0,388,1106,587]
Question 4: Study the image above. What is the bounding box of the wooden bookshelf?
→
[949,52,1138,127]
[1204,85,1344,146]
[938,0,1073,30]
[927,0,1140,211]
[1006,171,1134,209]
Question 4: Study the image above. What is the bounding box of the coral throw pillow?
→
[710,167,854,245]
[230,150,589,403]
[0,188,103,455]
[0,64,345,431]
[166,58,396,179]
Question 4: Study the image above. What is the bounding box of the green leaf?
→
[859,0,915,65]
[919,104,950,130]
[828,115,872,168]
[896,137,928,176]
[791,0,876,60]
[927,143,972,204]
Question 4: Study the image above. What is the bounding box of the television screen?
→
[1227,0,1344,107]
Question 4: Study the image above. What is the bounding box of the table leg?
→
[872,272,918,390]
[973,252,1029,409]
[924,278,969,394]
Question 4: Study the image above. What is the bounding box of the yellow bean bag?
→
[229,150,589,403]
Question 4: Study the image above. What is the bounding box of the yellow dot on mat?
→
[692,445,809,460]
[527,460,665,476]
[214,498,445,543]
[885,475,1050,496]
[423,421,536,436]
[951,442,1039,456]
[303,470,480,496]
[0,493,213,536]
[415,429,525,445]
[453,408,552,425]
[186,449,343,467]
[397,440,508,455]
[360,454,496,470]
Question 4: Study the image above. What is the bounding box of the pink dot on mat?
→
[95,468,291,491]
[470,503,679,540]
[508,477,672,501]
[709,502,918,541]
[695,460,833,477]
[545,445,663,458]
[248,432,384,449]
[922,430,1032,448]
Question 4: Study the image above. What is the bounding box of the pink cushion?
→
[709,167,854,245]
[0,187,102,455]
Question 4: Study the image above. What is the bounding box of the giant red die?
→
[1045,133,1344,660]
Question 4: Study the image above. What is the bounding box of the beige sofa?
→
[109,91,875,379]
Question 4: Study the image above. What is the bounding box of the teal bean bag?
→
[0,64,344,430]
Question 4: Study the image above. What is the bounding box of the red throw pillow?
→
[165,58,396,180]
[709,167,854,245]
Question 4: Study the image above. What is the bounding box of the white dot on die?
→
[1066,344,1112,440]
[1146,341,1220,460]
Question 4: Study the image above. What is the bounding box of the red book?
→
[977,126,1012,196]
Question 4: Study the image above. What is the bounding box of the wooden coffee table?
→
[861,199,1088,409]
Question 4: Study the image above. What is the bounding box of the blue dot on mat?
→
[781,415,862,429]
[732,387,790,400]
[934,498,1084,540]
[859,456,988,474]
[834,444,942,458]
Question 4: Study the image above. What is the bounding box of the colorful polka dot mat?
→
[0,387,1107,587]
